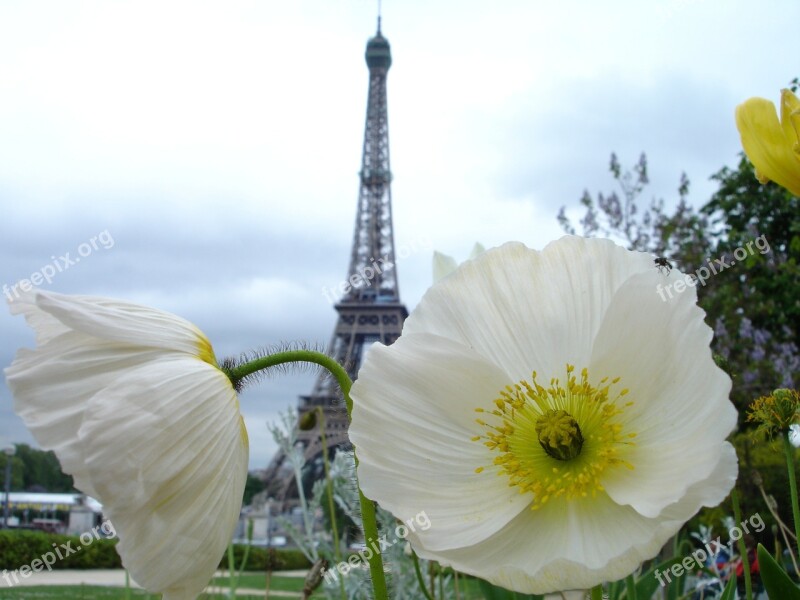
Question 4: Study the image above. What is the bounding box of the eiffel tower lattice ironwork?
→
[264,18,408,507]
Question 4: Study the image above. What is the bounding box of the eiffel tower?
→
[264,17,408,507]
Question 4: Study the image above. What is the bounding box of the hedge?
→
[0,529,121,570]
[0,530,310,572]
[219,544,310,571]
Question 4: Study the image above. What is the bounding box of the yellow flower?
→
[735,88,800,196]
[4,291,248,600]
[349,237,737,594]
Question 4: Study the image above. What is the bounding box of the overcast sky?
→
[1,0,797,472]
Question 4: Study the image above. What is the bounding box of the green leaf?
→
[719,574,737,600]
[758,543,800,599]
[633,557,683,599]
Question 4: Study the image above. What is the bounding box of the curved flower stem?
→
[731,487,752,600]
[783,434,800,551]
[227,350,389,600]
[411,550,435,600]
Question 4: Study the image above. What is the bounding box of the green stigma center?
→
[535,409,583,461]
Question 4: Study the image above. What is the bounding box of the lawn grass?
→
[0,586,273,600]
[0,573,486,599]
[213,572,305,590]
[0,585,155,600]
[211,573,316,597]
[213,571,486,599]
[0,574,309,600]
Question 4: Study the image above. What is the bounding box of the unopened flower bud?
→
[299,411,318,431]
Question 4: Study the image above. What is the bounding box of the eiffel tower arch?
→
[264,18,408,508]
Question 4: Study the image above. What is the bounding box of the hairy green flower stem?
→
[227,351,389,600]
[317,408,347,600]
[783,434,800,555]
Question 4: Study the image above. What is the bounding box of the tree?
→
[557,152,703,257]
[0,452,24,491]
[558,152,799,411]
[243,472,266,506]
[1,444,75,492]
[702,155,800,402]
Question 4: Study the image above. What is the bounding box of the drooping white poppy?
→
[349,237,737,594]
[5,290,248,600]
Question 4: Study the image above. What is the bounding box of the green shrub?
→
[0,529,309,572]
[272,548,312,570]
[218,545,311,571]
[0,530,53,569]
[0,529,121,570]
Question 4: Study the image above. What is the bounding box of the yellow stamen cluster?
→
[473,365,636,510]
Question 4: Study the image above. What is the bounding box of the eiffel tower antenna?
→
[264,16,407,508]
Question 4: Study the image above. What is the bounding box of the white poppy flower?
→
[5,290,248,600]
[432,242,485,282]
[349,237,738,595]
[790,424,800,448]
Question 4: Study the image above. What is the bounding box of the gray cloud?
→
[1,0,798,470]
